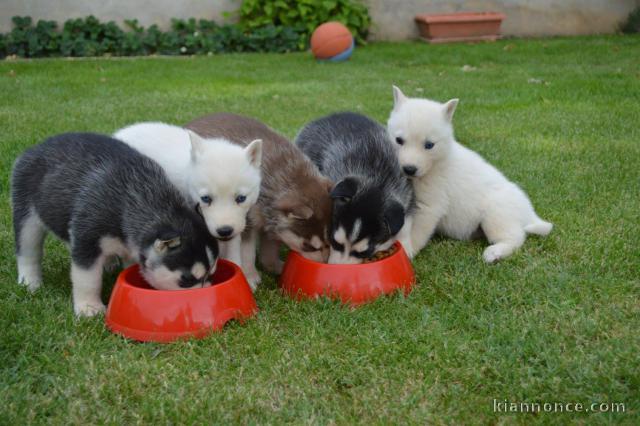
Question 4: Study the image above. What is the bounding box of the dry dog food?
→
[363,245,398,263]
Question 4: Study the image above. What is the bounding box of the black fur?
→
[11,133,218,285]
[295,112,415,258]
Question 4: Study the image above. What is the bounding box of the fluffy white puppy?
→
[114,122,263,286]
[387,86,552,263]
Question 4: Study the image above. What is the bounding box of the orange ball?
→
[311,22,354,60]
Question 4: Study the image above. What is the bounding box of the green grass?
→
[1,35,639,424]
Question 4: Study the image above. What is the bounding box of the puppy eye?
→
[331,241,345,252]
[302,242,320,252]
[200,195,212,204]
[424,141,435,150]
[350,249,372,259]
[235,194,246,204]
[395,137,404,145]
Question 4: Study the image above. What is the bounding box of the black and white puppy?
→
[11,133,218,317]
[295,112,415,264]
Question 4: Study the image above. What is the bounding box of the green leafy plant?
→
[620,6,640,33]
[0,15,303,58]
[238,0,371,49]
[4,16,61,57]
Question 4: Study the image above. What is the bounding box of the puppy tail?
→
[524,218,553,236]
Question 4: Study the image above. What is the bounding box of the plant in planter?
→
[415,12,506,44]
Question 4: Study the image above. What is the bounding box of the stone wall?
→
[1,0,638,38]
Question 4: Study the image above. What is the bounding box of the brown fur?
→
[185,113,333,251]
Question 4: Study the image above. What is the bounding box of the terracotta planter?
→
[415,12,506,44]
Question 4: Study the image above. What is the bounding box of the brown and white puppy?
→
[185,113,333,285]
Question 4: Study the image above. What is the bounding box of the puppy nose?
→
[402,165,417,176]
[216,226,234,238]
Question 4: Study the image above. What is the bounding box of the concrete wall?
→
[367,0,640,40]
[0,0,238,33]
[1,0,638,38]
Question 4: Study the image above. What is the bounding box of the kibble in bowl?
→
[363,244,399,264]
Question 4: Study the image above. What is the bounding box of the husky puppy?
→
[387,86,553,262]
[114,122,262,279]
[11,133,219,317]
[295,112,415,264]
[185,113,334,281]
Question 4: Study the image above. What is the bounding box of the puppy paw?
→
[18,275,42,292]
[483,245,505,263]
[74,301,106,317]
[244,270,262,292]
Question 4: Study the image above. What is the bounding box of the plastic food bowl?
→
[105,260,257,342]
[280,242,416,306]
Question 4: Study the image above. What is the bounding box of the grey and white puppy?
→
[11,133,218,317]
[295,112,415,264]
[186,113,334,277]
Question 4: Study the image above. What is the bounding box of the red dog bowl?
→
[105,260,257,342]
[280,242,416,306]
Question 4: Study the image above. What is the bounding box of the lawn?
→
[1,35,639,424]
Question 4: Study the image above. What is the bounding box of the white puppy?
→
[114,122,263,286]
[387,86,552,263]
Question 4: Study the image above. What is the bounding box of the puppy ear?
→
[153,234,182,253]
[443,99,459,122]
[330,177,359,202]
[275,196,314,220]
[244,139,263,169]
[384,201,405,236]
[392,85,407,109]
[188,130,206,162]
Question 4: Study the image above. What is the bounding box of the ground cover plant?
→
[0,15,303,58]
[0,35,638,423]
[1,2,371,59]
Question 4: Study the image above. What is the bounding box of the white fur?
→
[191,262,206,281]
[114,122,262,269]
[374,239,395,254]
[16,208,46,291]
[309,235,324,251]
[278,230,304,257]
[387,86,553,262]
[241,228,260,290]
[219,236,241,266]
[139,245,213,291]
[100,236,131,261]
[141,264,183,291]
[328,225,371,264]
[71,258,107,317]
[278,229,326,263]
